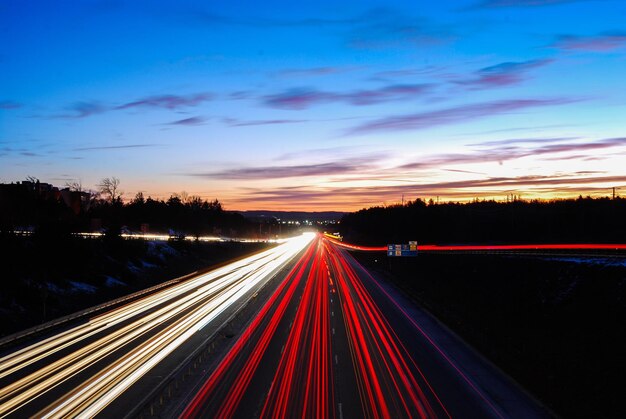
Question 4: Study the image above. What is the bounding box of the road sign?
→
[387,242,418,257]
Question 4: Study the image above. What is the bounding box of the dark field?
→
[352,251,626,419]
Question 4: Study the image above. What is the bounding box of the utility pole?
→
[612,187,619,200]
[402,194,404,206]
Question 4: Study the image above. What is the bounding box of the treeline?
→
[340,197,626,245]
[90,194,250,237]
[0,180,257,238]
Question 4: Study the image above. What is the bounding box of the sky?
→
[1,0,626,211]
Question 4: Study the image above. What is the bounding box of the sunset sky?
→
[2,0,626,211]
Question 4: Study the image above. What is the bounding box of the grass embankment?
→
[0,233,270,337]
[352,252,626,418]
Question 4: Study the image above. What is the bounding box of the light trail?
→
[260,239,334,418]
[182,235,449,418]
[181,241,320,418]
[325,236,626,252]
[325,241,444,418]
[0,233,314,418]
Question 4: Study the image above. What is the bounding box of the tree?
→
[132,191,145,205]
[65,179,83,192]
[98,177,123,203]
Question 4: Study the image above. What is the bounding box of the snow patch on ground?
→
[146,241,179,261]
[542,257,626,267]
[68,281,98,294]
[127,262,142,274]
[45,282,64,294]
[141,259,158,269]
[105,276,126,287]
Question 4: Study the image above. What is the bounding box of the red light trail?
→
[181,235,453,418]
[324,236,626,252]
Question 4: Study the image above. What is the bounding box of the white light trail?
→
[0,233,315,417]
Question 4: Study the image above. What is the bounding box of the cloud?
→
[56,92,213,119]
[233,173,626,207]
[369,66,450,82]
[262,84,432,110]
[455,59,553,89]
[73,144,159,151]
[346,8,453,49]
[0,100,21,110]
[189,156,382,180]
[263,89,336,110]
[165,116,207,125]
[530,137,626,154]
[229,91,253,100]
[223,118,308,127]
[347,98,578,135]
[472,0,590,8]
[62,101,107,118]
[550,32,626,52]
[343,84,433,105]
[276,145,372,161]
[274,67,358,78]
[187,7,452,53]
[401,137,626,168]
[188,8,357,28]
[468,136,579,146]
[116,93,212,110]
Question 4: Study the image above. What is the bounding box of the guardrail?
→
[0,271,200,349]
[126,248,303,418]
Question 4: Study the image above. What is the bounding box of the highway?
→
[0,233,315,418]
[182,235,549,418]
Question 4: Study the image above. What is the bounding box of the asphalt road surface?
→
[182,236,550,418]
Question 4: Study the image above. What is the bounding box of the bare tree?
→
[98,177,123,202]
[65,179,83,192]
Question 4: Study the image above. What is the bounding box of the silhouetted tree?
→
[98,177,122,203]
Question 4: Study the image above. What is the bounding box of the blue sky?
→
[2,0,626,210]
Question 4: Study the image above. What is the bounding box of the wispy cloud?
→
[274,66,359,78]
[233,173,626,207]
[55,92,213,119]
[401,137,626,168]
[223,118,308,127]
[188,5,452,51]
[263,84,432,110]
[472,0,591,8]
[455,59,553,89]
[188,8,357,28]
[550,32,626,52]
[188,155,383,180]
[263,89,335,110]
[345,8,453,49]
[165,116,207,126]
[348,98,578,135]
[115,93,212,110]
[73,144,159,151]
[276,146,373,161]
[0,100,22,110]
[61,101,107,118]
[468,136,579,147]
[369,66,451,82]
